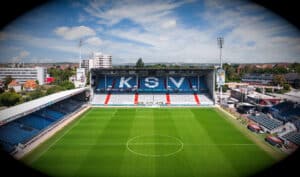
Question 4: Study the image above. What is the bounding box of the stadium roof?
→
[248,114,283,130]
[247,91,277,99]
[282,132,300,145]
[0,87,89,125]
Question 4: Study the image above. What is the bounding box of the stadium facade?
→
[90,67,215,106]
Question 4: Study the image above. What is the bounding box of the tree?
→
[223,63,240,82]
[28,88,44,100]
[3,75,13,89]
[8,87,15,93]
[48,67,75,84]
[0,92,21,107]
[136,58,144,68]
[273,75,286,86]
[60,81,75,90]
[290,63,300,73]
[241,65,253,74]
[0,87,4,94]
[222,85,229,92]
[46,85,64,95]
[283,83,291,92]
[255,88,262,93]
[86,71,90,85]
[265,88,273,93]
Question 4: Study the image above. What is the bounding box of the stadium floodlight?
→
[78,39,83,68]
[217,37,224,68]
[217,37,224,104]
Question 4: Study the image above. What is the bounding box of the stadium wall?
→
[205,70,215,103]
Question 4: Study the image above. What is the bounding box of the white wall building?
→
[81,59,90,70]
[93,52,112,68]
[0,67,47,85]
[81,52,112,71]
[71,68,86,88]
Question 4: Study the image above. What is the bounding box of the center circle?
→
[126,135,184,157]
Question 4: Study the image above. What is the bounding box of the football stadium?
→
[1,0,300,176]
[0,67,282,177]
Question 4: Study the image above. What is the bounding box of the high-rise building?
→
[93,52,112,68]
[81,52,112,71]
[0,67,47,85]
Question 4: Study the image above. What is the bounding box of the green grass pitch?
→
[23,108,276,177]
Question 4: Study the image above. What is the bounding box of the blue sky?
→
[0,0,300,64]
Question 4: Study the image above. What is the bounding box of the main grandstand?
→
[90,67,215,106]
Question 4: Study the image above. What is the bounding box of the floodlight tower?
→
[217,37,224,68]
[78,39,83,68]
[217,37,224,104]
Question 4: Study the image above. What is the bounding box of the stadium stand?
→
[270,102,300,122]
[95,76,208,93]
[16,115,53,130]
[108,94,134,105]
[292,119,300,130]
[0,122,39,145]
[248,114,283,132]
[281,131,300,146]
[198,94,214,105]
[91,68,215,106]
[138,94,166,105]
[242,73,273,84]
[170,94,197,105]
[91,94,107,105]
[0,88,89,153]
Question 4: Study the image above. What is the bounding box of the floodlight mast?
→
[79,39,83,69]
[217,37,224,104]
[217,37,224,68]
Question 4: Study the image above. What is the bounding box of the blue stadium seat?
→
[17,115,53,130]
[96,76,208,93]
[0,122,39,145]
[0,96,85,153]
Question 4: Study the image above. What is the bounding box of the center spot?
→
[126,135,183,157]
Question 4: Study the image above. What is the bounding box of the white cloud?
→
[20,50,30,58]
[84,0,188,27]
[54,26,96,40]
[1,0,300,63]
[161,20,176,29]
[0,31,93,57]
[85,37,102,46]
[101,0,300,63]
[10,50,30,63]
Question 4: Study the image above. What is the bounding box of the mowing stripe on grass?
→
[24,108,92,164]
[75,109,136,177]
[23,108,279,177]
[191,108,274,177]
[120,108,156,177]
[153,109,195,177]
